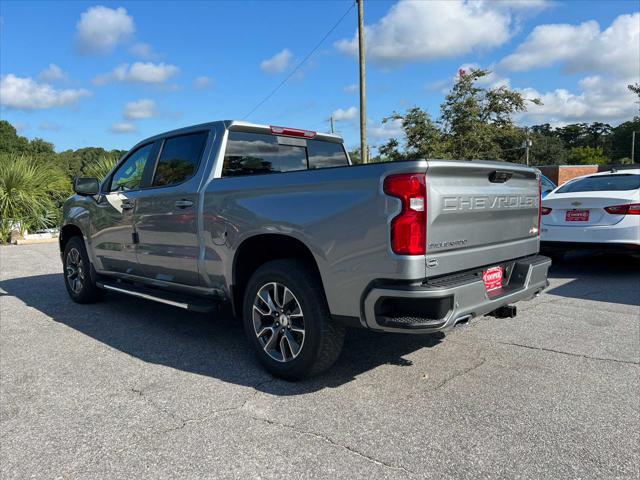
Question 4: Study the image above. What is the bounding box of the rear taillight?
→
[538,177,542,233]
[541,207,552,215]
[383,173,426,255]
[604,203,640,215]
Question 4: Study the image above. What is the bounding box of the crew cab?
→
[60,121,551,379]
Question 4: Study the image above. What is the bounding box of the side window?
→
[223,132,307,177]
[109,143,154,192]
[307,140,349,169]
[152,132,208,187]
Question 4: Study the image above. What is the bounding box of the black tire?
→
[242,259,345,380]
[63,236,104,304]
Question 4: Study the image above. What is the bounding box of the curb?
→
[14,238,59,245]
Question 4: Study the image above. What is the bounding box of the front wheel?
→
[63,236,103,303]
[243,259,345,380]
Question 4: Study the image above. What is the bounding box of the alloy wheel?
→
[252,282,305,362]
[66,248,84,294]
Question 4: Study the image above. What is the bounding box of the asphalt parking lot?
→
[1,243,638,479]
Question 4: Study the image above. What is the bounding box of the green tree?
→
[0,155,72,242]
[567,146,609,165]
[0,120,30,154]
[440,69,538,160]
[555,123,588,149]
[528,133,568,165]
[610,118,640,162]
[629,83,640,116]
[26,138,55,156]
[348,148,362,164]
[381,107,448,160]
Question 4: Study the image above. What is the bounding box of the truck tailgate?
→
[425,160,540,277]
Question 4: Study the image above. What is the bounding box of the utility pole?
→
[330,115,334,134]
[357,0,367,164]
[524,128,531,166]
[632,131,636,163]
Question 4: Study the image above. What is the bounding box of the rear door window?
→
[556,174,640,193]
[152,132,208,187]
[222,131,348,177]
[223,132,307,176]
[307,140,349,169]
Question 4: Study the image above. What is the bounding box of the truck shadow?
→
[0,273,443,395]
[546,252,640,307]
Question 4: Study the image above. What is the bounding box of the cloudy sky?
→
[1,0,638,152]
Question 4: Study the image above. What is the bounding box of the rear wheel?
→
[63,236,103,303]
[242,259,345,380]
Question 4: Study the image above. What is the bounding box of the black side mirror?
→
[74,177,100,196]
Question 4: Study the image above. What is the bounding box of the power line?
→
[242,1,356,120]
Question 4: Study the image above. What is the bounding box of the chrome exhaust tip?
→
[453,315,472,327]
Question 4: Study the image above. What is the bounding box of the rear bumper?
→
[362,255,551,334]
[541,241,640,254]
[541,220,640,244]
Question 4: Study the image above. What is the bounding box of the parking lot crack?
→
[129,387,185,425]
[496,342,640,365]
[244,413,417,477]
[157,378,281,431]
[433,357,487,391]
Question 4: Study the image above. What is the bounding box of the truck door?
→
[91,142,156,276]
[133,131,209,287]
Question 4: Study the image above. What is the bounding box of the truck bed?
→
[202,158,540,319]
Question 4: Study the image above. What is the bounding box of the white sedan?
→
[541,169,640,255]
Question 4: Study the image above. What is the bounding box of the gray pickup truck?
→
[60,120,551,379]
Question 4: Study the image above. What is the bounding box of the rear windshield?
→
[555,174,640,193]
[222,131,348,177]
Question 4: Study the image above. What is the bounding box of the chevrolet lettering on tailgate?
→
[442,194,538,212]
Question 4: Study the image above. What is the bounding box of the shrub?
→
[0,154,72,243]
[83,155,119,181]
[567,146,609,165]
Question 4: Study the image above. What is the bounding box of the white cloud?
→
[123,99,157,120]
[109,122,138,134]
[335,0,546,66]
[129,42,157,59]
[39,121,61,131]
[93,62,179,85]
[0,74,91,110]
[500,13,640,79]
[76,6,135,55]
[194,76,212,90]
[260,49,293,74]
[343,84,358,93]
[39,64,67,83]
[518,75,638,125]
[332,106,358,121]
[369,118,404,141]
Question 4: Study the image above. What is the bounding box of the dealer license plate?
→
[483,266,503,292]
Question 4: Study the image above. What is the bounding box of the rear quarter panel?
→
[201,161,429,318]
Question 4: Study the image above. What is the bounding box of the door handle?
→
[175,199,194,209]
[121,200,135,210]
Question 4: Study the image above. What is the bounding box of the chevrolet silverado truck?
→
[60,120,551,379]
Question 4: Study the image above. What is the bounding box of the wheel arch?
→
[59,223,85,253]
[231,234,326,317]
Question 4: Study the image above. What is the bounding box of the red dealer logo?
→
[483,266,504,291]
